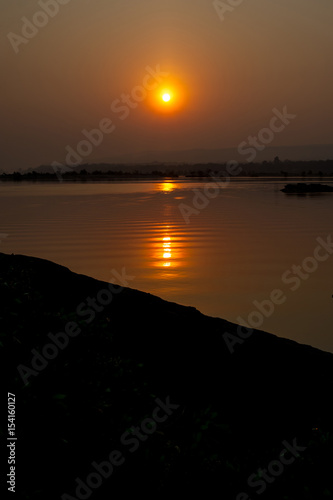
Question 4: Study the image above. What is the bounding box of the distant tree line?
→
[0,169,180,181]
[1,160,333,181]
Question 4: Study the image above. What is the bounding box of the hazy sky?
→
[1,0,332,171]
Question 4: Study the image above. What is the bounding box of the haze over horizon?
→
[1,0,333,172]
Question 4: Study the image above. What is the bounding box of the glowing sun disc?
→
[162,93,171,102]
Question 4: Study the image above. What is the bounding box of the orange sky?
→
[1,0,333,171]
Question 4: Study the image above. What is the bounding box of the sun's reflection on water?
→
[151,225,182,274]
[149,181,186,277]
[162,236,171,262]
[158,181,175,193]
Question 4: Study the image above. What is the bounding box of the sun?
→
[147,76,187,114]
[162,93,171,103]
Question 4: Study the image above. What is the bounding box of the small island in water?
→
[281,183,333,193]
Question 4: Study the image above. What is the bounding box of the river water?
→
[1,178,332,353]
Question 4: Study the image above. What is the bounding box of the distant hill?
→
[99,144,333,165]
[7,144,333,175]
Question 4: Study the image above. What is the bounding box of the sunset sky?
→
[1,0,332,171]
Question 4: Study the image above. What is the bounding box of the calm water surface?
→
[1,178,332,353]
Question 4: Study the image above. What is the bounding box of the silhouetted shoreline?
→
[1,159,333,182]
[2,252,333,498]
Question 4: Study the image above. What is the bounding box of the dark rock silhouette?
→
[281,183,333,193]
[1,252,333,499]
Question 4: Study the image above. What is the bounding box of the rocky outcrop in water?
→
[281,183,333,193]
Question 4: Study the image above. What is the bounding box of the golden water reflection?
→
[156,181,176,193]
[150,225,185,275]
[162,236,172,263]
[148,180,188,277]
